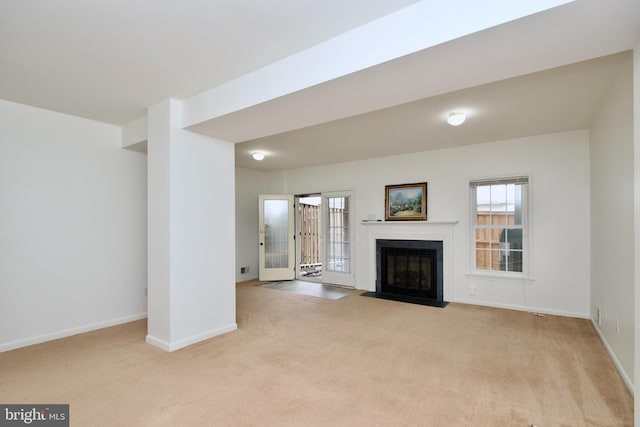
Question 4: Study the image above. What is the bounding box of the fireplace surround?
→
[363,238,448,307]
[361,220,456,307]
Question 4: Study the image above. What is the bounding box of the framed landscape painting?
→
[385,182,427,221]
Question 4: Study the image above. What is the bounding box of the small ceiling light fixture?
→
[252,152,265,161]
[447,112,466,126]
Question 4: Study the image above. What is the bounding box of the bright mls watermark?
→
[0,405,68,426]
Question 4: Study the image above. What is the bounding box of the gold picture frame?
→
[385,182,427,221]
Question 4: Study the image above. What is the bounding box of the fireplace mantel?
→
[361,220,457,301]
[361,220,458,226]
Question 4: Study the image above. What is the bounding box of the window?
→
[470,177,528,274]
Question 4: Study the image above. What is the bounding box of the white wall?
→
[147,99,237,352]
[590,56,635,390]
[146,100,172,346]
[171,125,237,348]
[245,130,591,317]
[0,99,147,352]
[235,167,268,282]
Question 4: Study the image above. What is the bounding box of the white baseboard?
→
[590,319,634,396]
[145,334,171,351]
[146,322,238,352]
[454,297,590,319]
[0,312,148,353]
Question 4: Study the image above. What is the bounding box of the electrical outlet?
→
[595,306,601,325]
[240,266,249,274]
[469,285,475,296]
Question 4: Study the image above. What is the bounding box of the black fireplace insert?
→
[362,239,447,307]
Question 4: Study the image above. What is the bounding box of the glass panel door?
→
[322,191,355,287]
[259,195,295,281]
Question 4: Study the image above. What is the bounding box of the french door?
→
[322,191,355,287]
[258,195,295,281]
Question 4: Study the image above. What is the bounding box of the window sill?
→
[465,271,535,283]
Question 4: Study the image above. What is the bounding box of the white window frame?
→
[468,176,531,280]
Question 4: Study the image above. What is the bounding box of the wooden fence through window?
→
[475,211,519,271]
[299,203,322,268]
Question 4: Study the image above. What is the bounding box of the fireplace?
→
[363,239,447,307]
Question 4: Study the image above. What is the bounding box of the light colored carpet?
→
[0,280,633,426]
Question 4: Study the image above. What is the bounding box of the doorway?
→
[295,191,355,287]
[296,195,323,281]
[259,192,355,288]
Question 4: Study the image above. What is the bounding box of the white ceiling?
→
[235,51,632,171]
[1,0,639,172]
[0,0,420,124]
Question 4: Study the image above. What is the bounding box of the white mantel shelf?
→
[360,220,458,225]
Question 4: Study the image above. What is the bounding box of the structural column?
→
[633,41,640,427]
[146,99,236,351]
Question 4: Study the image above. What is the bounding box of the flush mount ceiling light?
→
[252,152,265,161]
[447,112,466,126]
